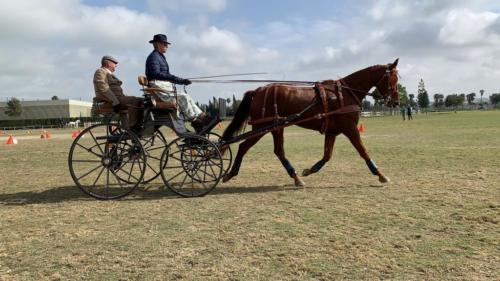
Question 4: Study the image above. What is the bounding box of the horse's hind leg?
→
[222,133,264,183]
[345,128,390,183]
[302,134,337,177]
[271,129,304,187]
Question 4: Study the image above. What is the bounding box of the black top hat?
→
[149,34,171,45]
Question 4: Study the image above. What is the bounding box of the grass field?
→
[0,111,498,280]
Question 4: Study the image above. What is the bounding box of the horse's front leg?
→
[302,134,337,177]
[271,129,304,187]
[345,127,390,183]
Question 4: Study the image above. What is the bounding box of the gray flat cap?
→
[101,55,118,64]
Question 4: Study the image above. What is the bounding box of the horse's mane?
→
[343,64,398,81]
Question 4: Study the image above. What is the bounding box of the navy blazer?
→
[145,50,184,84]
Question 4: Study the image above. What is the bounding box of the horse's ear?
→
[389,58,399,70]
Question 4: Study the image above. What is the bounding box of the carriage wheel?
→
[68,123,146,200]
[204,132,232,177]
[160,135,223,197]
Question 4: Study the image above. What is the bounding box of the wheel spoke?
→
[165,169,185,182]
[146,146,167,153]
[145,161,159,174]
[147,155,162,162]
[75,142,104,159]
[111,170,126,189]
[73,160,101,163]
[106,168,110,197]
[89,130,104,155]
[92,166,106,187]
[77,164,104,181]
[127,158,137,182]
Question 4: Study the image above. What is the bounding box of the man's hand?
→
[182,79,192,85]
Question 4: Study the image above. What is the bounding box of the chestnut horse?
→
[221,59,400,187]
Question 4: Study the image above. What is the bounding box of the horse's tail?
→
[221,90,253,141]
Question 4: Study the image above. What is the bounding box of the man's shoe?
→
[190,118,204,134]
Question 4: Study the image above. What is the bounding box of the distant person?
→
[145,34,212,132]
[400,106,406,121]
[406,105,413,120]
[93,55,143,130]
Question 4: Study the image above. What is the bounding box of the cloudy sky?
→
[1,0,499,103]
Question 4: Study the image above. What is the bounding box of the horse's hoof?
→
[379,175,391,183]
[294,177,305,187]
[302,169,312,177]
[222,174,232,183]
[295,180,305,187]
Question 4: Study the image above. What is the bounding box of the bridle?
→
[373,66,397,104]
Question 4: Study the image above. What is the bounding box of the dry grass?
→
[0,111,499,280]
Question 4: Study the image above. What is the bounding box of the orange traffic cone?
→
[71,130,80,138]
[6,135,14,145]
[358,123,366,133]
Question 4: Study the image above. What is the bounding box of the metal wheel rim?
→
[68,123,146,200]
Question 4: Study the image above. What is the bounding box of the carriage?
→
[69,59,400,200]
[68,76,233,199]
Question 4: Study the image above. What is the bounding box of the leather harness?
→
[248,80,362,134]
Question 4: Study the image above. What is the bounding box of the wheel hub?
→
[102,157,112,167]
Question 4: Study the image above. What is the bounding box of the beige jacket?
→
[93,67,124,105]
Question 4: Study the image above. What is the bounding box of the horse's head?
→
[373,58,400,107]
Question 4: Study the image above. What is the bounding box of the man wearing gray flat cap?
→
[93,55,143,130]
[145,34,211,133]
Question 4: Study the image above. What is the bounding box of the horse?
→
[66,119,81,128]
[220,58,400,187]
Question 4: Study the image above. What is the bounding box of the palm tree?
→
[479,89,484,109]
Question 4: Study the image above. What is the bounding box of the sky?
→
[0,0,499,103]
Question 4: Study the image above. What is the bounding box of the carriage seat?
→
[92,97,131,116]
[137,75,177,110]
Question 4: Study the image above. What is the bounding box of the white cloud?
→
[439,9,500,45]
[369,0,409,21]
[147,0,227,12]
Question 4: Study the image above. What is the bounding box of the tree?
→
[445,94,464,109]
[433,93,444,108]
[480,89,485,109]
[51,95,59,100]
[466,93,476,105]
[490,93,500,106]
[408,94,417,107]
[5,97,23,117]
[417,79,430,111]
[444,94,457,108]
[458,94,465,109]
[397,83,409,106]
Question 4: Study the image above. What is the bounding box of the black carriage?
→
[68,76,232,199]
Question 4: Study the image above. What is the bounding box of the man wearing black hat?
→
[145,34,209,132]
[93,55,143,130]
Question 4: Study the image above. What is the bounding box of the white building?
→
[0,99,92,120]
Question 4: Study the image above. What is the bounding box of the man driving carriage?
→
[93,55,143,130]
[145,34,213,132]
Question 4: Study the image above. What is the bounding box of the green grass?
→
[0,111,499,280]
